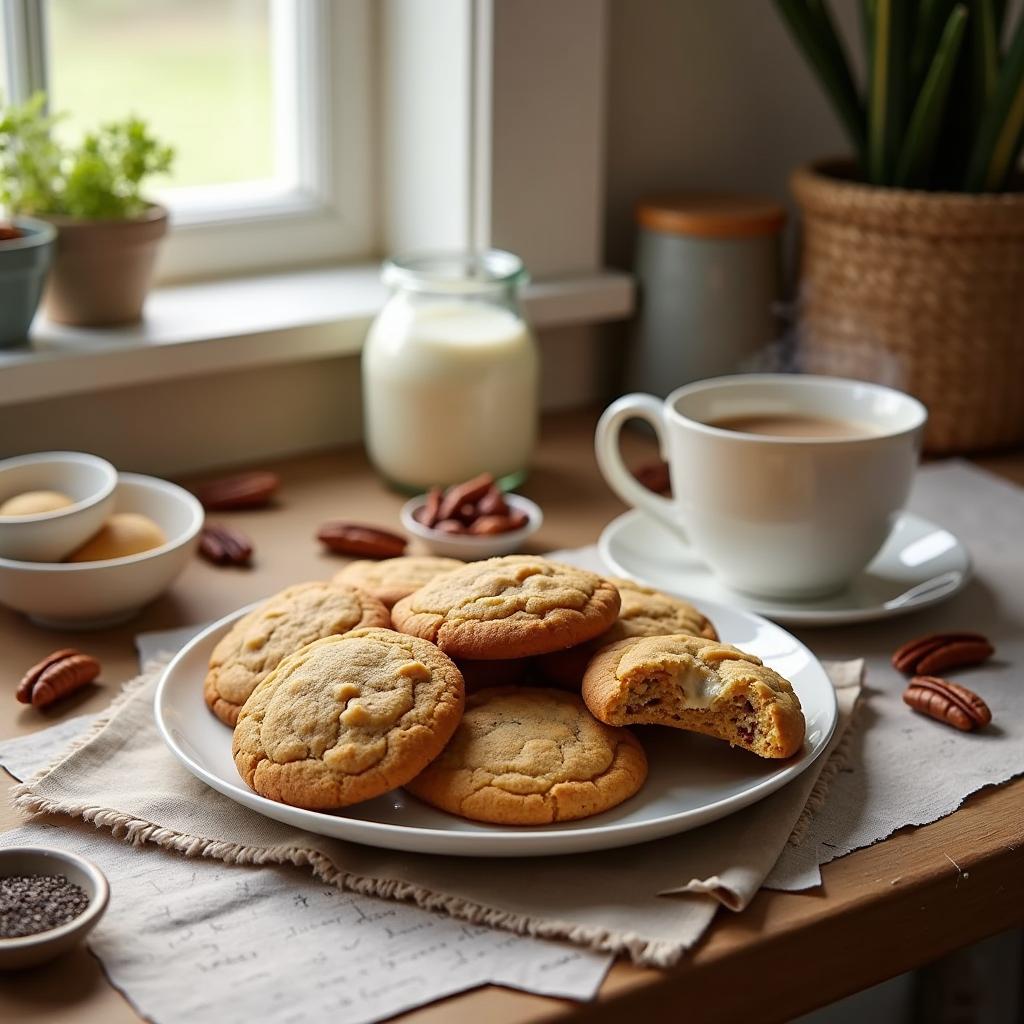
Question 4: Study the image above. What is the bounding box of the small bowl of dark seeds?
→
[0,846,109,970]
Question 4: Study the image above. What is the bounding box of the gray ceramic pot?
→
[0,217,56,348]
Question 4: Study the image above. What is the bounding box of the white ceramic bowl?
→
[0,452,117,562]
[0,473,204,629]
[0,846,109,971]
[400,492,543,560]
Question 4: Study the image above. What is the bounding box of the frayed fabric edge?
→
[12,786,688,968]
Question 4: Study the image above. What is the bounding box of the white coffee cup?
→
[595,374,927,599]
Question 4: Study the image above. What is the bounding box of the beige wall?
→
[604,0,859,270]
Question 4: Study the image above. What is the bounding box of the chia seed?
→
[0,873,90,938]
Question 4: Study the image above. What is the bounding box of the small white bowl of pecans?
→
[400,473,542,560]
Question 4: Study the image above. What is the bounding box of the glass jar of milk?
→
[362,250,539,491]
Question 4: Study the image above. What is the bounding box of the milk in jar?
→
[362,251,539,490]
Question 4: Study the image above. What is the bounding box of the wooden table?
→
[2,410,1022,1023]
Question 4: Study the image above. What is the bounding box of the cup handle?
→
[595,394,687,542]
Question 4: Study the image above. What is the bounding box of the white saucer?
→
[155,601,837,857]
[599,509,970,627]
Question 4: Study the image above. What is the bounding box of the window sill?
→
[0,264,634,408]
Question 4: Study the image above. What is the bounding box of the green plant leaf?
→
[895,5,968,187]
[0,92,174,219]
[965,6,1024,190]
[971,0,1001,126]
[868,0,912,184]
[775,0,866,162]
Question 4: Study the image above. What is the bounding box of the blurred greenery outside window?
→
[2,0,374,280]
[48,0,274,192]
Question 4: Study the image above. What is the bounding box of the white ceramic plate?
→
[155,602,837,857]
[600,509,970,628]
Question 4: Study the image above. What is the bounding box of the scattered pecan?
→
[17,650,100,709]
[892,632,994,675]
[438,473,495,521]
[317,522,407,558]
[199,523,253,567]
[194,471,280,511]
[633,460,671,496]
[903,676,992,732]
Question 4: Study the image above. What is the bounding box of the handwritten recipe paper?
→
[0,722,611,1024]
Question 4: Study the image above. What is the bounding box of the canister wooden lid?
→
[636,194,786,239]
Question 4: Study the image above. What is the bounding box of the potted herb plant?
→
[0,92,174,327]
[777,1,1024,454]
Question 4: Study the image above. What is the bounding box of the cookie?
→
[404,687,647,824]
[204,581,390,726]
[333,556,464,609]
[391,555,621,659]
[582,634,805,759]
[233,628,464,810]
[538,578,717,688]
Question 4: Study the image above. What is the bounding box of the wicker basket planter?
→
[792,159,1024,454]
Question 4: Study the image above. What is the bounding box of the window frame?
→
[1,0,376,282]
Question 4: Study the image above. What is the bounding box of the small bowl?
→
[401,492,543,560]
[0,473,203,629]
[0,452,117,562]
[0,846,109,971]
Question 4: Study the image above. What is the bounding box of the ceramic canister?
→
[628,194,786,396]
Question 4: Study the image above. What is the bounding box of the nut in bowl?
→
[0,473,203,629]
[401,476,541,560]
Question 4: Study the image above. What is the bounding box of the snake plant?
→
[776,0,1024,192]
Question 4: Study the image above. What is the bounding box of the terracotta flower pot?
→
[791,159,1024,455]
[42,205,168,327]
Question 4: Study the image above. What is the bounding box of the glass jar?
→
[362,250,539,491]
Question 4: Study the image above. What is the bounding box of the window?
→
[1,0,375,281]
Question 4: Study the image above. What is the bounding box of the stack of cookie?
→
[203,555,805,825]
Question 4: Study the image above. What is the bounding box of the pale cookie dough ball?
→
[0,490,75,517]
[67,513,167,562]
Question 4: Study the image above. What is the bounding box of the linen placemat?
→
[767,461,1024,889]
[9,655,861,968]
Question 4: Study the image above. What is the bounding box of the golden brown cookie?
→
[538,578,717,688]
[333,556,464,609]
[582,635,805,759]
[233,628,464,810]
[391,555,621,660]
[404,687,647,824]
[204,581,390,726]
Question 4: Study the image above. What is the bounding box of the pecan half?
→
[199,523,253,567]
[892,632,994,675]
[432,518,467,535]
[438,473,494,521]
[468,514,516,535]
[477,486,509,517]
[633,460,671,496]
[317,522,407,558]
[194,471,280,511]
[17,650,100,709]
[416,487,444,529]
[903,676,992,732]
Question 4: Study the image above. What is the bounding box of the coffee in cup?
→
[595,374,927,599]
